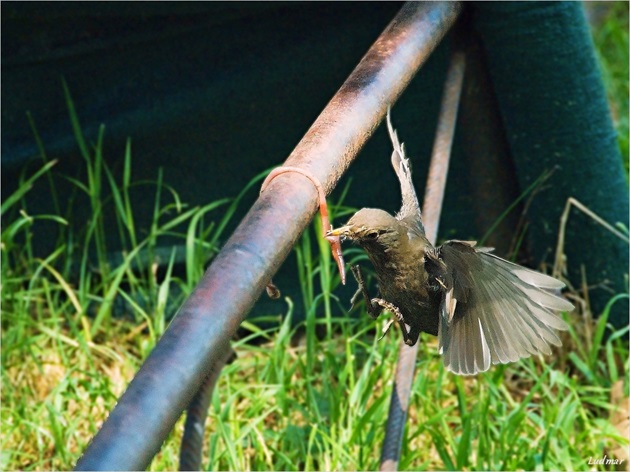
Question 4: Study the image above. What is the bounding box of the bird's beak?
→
[327,225,353,240]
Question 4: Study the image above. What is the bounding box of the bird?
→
[328,111,574,375]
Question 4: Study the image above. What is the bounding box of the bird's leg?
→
[350,265,413,343]
[350,265,383,319]
[369,298,412,343]
[370,298,404,323]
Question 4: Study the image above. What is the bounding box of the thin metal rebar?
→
[75,3,462,470]
[379,49,466,472]
[178,348,234,471]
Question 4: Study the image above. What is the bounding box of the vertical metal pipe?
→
[421,50,466,243]
[75,2,462,470]
[379,49,466,472]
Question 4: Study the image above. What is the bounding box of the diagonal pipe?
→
[75,2,462,470]
[379,48,467,471]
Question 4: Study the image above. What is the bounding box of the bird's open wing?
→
[435,240,573,375]
[386,109,424,233]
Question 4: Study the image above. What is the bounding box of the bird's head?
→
[327,208,401,249]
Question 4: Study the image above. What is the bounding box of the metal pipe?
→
[75,2,462,470]
[379,48,466,471]
[178,348,235,471]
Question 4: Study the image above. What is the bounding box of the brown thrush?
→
[329,112,573,375]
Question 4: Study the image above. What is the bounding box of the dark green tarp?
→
[2,2,627,327]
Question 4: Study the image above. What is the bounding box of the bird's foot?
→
[370,298,404,323]
[370,298,415,344]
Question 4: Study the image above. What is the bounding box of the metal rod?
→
[178,348,234,471]
[75,2,462,470]
[379,49,466,472]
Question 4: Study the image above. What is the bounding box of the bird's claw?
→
[370,298,414,343]
[371,298,404,323]
[378,319,396,341]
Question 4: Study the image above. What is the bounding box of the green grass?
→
[207,295,628,472]
[2,113,628,470]
[2,11,629,471]
[588,1,630,172]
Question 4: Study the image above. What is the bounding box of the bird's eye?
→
[366,231,379,240]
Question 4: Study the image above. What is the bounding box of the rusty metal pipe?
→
[75,2,462,470]
[379,49,466,472]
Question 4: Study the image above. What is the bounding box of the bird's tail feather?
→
[386,108,423,229]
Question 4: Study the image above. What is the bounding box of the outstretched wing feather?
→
[437,242,572,375]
